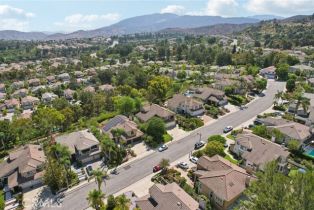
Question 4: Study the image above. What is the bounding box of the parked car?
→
[223,126,233,133]
[158,144,168,152]
[194,141,205,149]
[190,156,198,164]
[153,165,162,173]
[177,162,189,170]
[85,165,93,176]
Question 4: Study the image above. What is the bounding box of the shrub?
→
[176,115,204,131]
[208,135,226,144]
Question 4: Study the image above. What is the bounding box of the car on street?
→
[153,165,162,172]
[190,156,198,164]
[158,144,168,152]
[177,162,189,170]
[194,141,205,149]
[223,126,233,133]
[85,165,93,176]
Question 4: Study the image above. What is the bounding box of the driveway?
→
[42,80,285,210]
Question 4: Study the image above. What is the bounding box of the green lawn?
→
[226,134,235,141]
[163,133,173,143]
[224,154,239,164]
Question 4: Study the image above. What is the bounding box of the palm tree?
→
[91,169,108,192]
[159,158,170,174]
[115,194,130,210]
[274,91,283,106]
[87,189,105,210]
[295,95,310,116]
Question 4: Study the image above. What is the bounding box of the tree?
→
[176,70,187,80]
[252,125,270,139]
[255,78,267,93]
[203,141,225,157]
[216,52,232,66]
[106,195,116,210]
[239,161,314,210]
[288,139,300,152]
[114,96,136,116]
[114,194,130,210]
[87,189,105,210]
[286,79,296,92]
[0,190,4,210]
[147,76,172,103]
[294,94,310,116]
[146,117,166,143]
[274,91,284,106]
[207,135,226,144]
[275,63,289,81]
[159,158,170,174]
[91,170,107,192]
[32,107,65,137]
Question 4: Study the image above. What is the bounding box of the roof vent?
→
[177,202,182,208]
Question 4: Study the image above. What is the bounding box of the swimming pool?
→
[304,145,314,158]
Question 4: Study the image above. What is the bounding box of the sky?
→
[0,0,313,32]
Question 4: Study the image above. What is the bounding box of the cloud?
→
[0,5,34,31]
[161,5,185,14]
[187,0,239,17]
[246,0,314,16]
[55,13,120,31]
[0,5,34,18]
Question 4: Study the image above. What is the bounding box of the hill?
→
[0,13,260,40]
[238,14,314,48]
[160,23,254,36]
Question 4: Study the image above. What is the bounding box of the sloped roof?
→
[0,144,46,178]
[55,129,99,154]
[235,133,290,169]
[195,155,252,202]
[136,104,175,122]
[136,183,199,210]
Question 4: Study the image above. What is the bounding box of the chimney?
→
[245,176,251,187]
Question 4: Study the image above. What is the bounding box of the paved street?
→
[43,80,285,210]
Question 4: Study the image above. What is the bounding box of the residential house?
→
[136,183,199,210]
[58,73,70,82]
[0,144,46,190]
[11,81,24,90]
[42,92,58,103]
[21,96,40,110]
[0,83,5,93]
[260,66,276,79]
[83,86,95,93]
[230,133,290,173]
[28,78,41,87]
[167,94,205,117]
[46,75,56,84]
[289,64,314,76]
[256,117,313,146]
[64,89,75,100]
[308,78,314,87]
[102,115,144,144]
[74,71,84,78]
[12,89,28,98]
[4,99,20,113]
[98,84,115,92]
[288,101,309,117]
[136,104,176,129]
[194,155,253,210]
[55,129,101,164]
[192,87,228,106]
[0,92,5,101]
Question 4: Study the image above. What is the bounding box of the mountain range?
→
[0,13,283,41]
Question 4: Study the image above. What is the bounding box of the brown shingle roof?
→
[55,129,99,154]
[136,183,199,210]
[136,104,175,122]
[195,155,252,202]
[235,133,290,169]
[0,144,46,178]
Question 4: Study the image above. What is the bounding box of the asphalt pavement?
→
[43,80,285,210]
